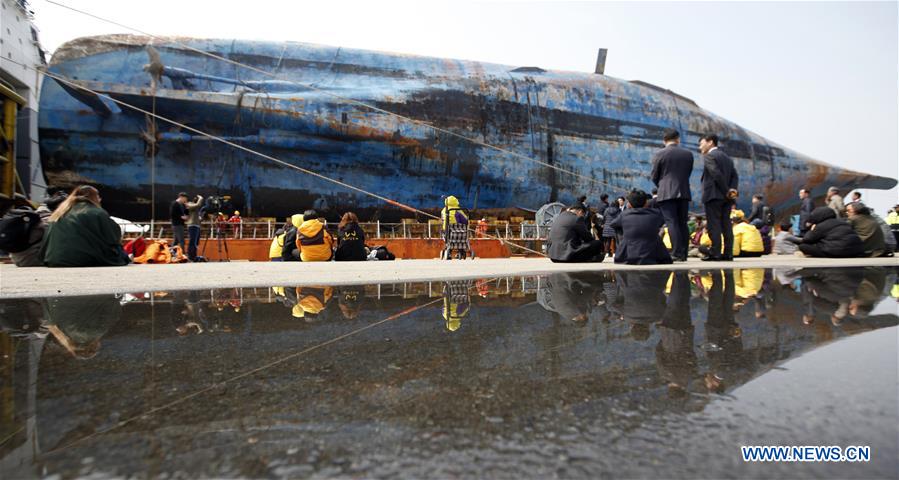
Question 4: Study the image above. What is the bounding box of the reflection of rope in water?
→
[2,56,545,257]
[39,296,443,457]
[45,0,623,192]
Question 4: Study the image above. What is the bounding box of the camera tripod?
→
[201,219,231,261]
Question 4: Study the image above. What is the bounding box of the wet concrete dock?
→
[1,256,897,298]
[0,267,896,478]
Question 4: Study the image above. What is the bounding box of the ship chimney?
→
[595,48,607,75]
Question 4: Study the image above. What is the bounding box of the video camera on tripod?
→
[200,194,234,261]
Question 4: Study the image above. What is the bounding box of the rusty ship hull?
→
[38,34,896,220]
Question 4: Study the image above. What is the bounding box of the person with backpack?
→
[440,195,471,260]
[2,191,67,266]
[41,185,130,267]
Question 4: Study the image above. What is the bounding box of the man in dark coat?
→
[609,190,672,265]
[651,129,694,261]
[699,134,739,261]
[798,188,815,236]
[547,204,605,263]
[798,207,864,258]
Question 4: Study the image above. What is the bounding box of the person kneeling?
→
[547,204,604,263]
[610,190,672,265]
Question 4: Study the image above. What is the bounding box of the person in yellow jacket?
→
[730,210,764,257]
[887,204,899,246]
[269,214,303,261]
[440,195,471,260]
[296,210,334,261]
[734,268,764,299]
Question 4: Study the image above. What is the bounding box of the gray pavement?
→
[1,256,897,298]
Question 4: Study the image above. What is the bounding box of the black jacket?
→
[170,201,186,225]
[547,211,595,262]
[799,197,815,231]
[610,208,672,265]
[747,201,768,224]
[802,207,864,257]
[651,144,694,202]
[700,148,738,203]
[335,223,367,261]
[281,227,300,261]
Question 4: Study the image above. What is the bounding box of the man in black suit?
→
[609,190,672,265]
[798,188,815,236]
[651,129,694,261]
[700,134,739,261]
[547,204,605,263]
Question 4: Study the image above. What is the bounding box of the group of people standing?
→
[547,129,894,265]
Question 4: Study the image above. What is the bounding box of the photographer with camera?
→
[185,194,204,261]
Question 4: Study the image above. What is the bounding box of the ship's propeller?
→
[143,46,164,86]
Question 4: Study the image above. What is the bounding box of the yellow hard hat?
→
[234,211,240,216]
[730,209,745,220]
[292,304,305,318]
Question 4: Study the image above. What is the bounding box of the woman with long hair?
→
[42,185,130,267]
[335,212,367,261]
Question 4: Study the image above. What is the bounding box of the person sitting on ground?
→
[335,212,367,261]
[772,220,801,255]
[280,214,304,262]
[609,189,672,265]
[441,195,471,260]
[41,185,130,267]
[546,203,605,263]
[846,202,886,258]
[8,191,68,267]
[729,209,764,258]
[746,194,768,228]
[797,207,864,258]
[297,210,334,262]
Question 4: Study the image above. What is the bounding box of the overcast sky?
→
[29,0,899,212]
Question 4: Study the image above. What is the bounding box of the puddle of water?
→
[0,267,896,478]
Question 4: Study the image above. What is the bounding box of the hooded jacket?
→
[801,207,864,257]
[441,196,468,228]
[280,214,304,261]
[297,217,334,262]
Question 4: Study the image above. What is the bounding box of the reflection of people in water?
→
[293,287,334,321]
[44,295,121,358]
[656,271,697,396]
[542,272,605,323]
[443,280,472,332]
[798,268,864,326]
[171,290,207,336]
[337,286,364,320]
[615,271,668,341]
[704,270,741,392]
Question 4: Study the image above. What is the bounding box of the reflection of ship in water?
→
[0,268,896,476]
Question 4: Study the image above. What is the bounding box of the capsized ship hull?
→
[39,35,896,220]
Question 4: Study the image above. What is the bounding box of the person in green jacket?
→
[42,185,130,267]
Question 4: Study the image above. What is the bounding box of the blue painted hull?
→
[39,35,896,220]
